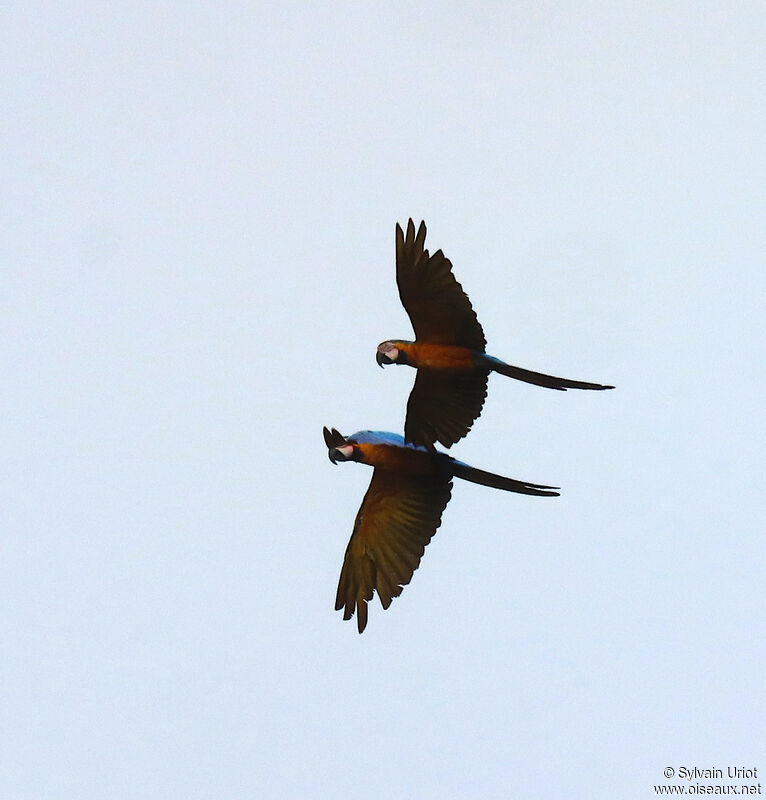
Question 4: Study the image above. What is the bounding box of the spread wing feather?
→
[404,369,489,449]
[323,426,347,449]
[396,220,486,351]
[335,467,452,633]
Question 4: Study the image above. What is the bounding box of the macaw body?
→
[323,426,558,633]
[385,341,477,371]
[377,219,614,450]
[346,430,436,476]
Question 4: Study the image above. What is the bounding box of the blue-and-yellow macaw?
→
[323,426,558,633]
[376,220,614,449]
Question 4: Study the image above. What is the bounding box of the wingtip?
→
[414,220,426,252]
[323,426,346,449]
[356,602,368,633]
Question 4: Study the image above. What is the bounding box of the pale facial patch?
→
[335,445,355,459]
[377,341,398,361]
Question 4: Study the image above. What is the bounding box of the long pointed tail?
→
[482,354,614,391]
[450,459,559,496]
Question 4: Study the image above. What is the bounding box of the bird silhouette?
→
[323,426,558,633]
[376,219,614,450]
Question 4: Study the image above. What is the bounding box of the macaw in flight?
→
[376,220,614,450]
[323,426,558,633]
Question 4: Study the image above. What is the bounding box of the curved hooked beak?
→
[329,444,354,464]
[376,351,393,368]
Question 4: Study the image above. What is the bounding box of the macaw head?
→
[375,340,405,367]
[323,427,358,464]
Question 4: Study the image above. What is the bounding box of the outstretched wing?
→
[335,468,452,633]
[404,368,489,450]
[396,219,486,351]
[323,426,347,449]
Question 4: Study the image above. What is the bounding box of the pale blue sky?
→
[2,3,764,798]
